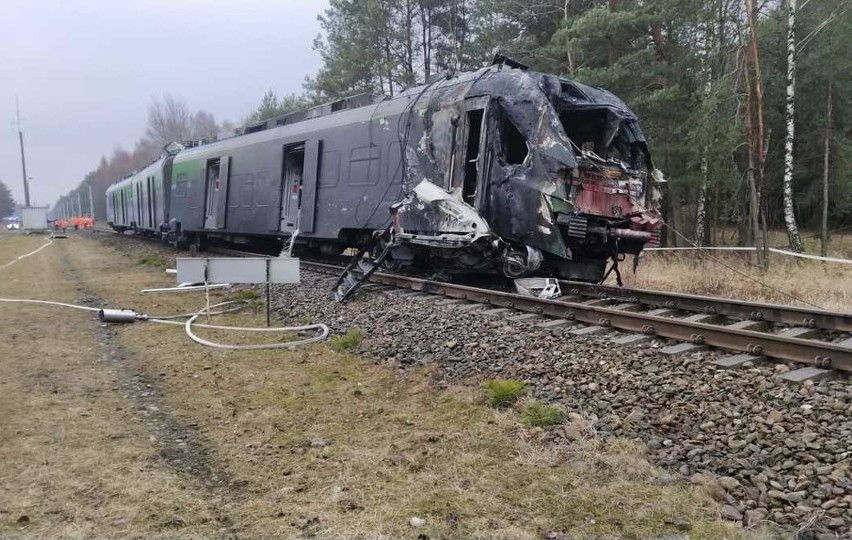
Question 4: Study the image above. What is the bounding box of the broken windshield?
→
[558,107,649,200]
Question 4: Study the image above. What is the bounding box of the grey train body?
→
[106,61,663,282]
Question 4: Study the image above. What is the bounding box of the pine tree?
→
[0,180,16,218]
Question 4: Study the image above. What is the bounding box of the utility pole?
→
[87,184,94,218]
[16,97,31,207]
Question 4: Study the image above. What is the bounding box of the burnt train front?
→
[392,64,663,284]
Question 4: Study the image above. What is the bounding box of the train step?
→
[333,232,393,303]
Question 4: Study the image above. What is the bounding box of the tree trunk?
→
[696,2,713,246]
[564,0,575,76]
[783,0,804,252]
[384,34,394,96]
[821,80,833,258]
[696,169,707,245]
[744,0,767,268]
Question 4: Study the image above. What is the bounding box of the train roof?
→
[108,57,646,182]
[105,152,172,193]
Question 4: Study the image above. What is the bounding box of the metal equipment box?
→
[21,206,49,232]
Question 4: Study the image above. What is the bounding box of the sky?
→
[0,0,328,207]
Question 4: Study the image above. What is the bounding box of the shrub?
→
[522,401,564,428]
[137,254,169,267]
[329,328,364,352]
[230,289,261,302]
[483,379,526,408]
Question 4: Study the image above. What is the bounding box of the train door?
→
[450,97,489,209]
[147,176,154,229]
[279,140,319,234]
[120,190,126,225]
[203,156,230,230]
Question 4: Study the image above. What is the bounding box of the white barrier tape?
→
[644,245,852,265]
[767,248,852,265]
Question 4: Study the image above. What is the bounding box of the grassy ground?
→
[0,233,216,539]
[613,230,852,311]
[0,230,761,539]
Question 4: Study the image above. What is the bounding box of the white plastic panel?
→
[176,257,300,284]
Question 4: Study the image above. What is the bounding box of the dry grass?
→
[0,231,765,539]
[0,233,217,539]
[612,230,852,311]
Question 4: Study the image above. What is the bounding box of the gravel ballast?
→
[273,273,852,535]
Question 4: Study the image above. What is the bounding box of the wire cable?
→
[659,223,825,310]
[0,230,329,350]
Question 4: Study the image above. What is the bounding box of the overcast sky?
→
[0,0,327,207]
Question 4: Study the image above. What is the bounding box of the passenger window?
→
[500,117,528,165]
[349,146,381,186]
[386,142,402,185]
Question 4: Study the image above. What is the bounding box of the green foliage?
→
[522,401,564,428]
[248,90,310,124]
[329,328,365,353]
[52,0,852,247]
[483,379,526,408]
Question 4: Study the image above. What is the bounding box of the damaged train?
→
[106,57,663,283]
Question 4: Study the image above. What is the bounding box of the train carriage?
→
[106,153,175,234]
[109,59,664,283]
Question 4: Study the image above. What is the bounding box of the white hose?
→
[148,301,330,350]
[0,235,329,350]
[0,298,101,312]
[0,235,54,270]
[0,298,328,350]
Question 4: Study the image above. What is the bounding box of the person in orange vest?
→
[56,218,67,232]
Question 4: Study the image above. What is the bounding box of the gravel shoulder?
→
[273,272,852,538]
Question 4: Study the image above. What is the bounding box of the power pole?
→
[16,97,31,207]
[87,184,94,218]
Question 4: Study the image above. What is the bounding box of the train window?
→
[500,117,529,165]
[386,141,402,185]
[242,174,254,208]
[559,109,608,156]
[463,109,484,206]
[318,150,340,187]
[348,146,381,186]
[175,173,188,197]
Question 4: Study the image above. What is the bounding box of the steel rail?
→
[558,280,852,332]
[312,268,852,373]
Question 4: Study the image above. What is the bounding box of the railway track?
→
[297,260,852,377]
[96,231,852,376]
